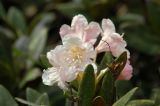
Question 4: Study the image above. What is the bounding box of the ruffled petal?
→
[47,45,64,66]
[84,22,101,44]
[59,24,72,38]
[102,19,115,34]
[71,14,88,31]
[96,32,130,58]
[42,67,59,86]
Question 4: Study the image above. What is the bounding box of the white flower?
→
[42,67,77,89]
[42,37,96,89]
[96,19,130,58]
[60,14,101,45]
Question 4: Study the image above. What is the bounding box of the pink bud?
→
[118,61,133,80]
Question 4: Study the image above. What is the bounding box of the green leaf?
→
[20,68,41,88]
[28,26,48,68]
[0,2,6,19]
[95,68,108,96]
[113,87,138,106]
[0,85,18,106]
[26,88,41,103]
[35,93,50,106]
[29,26,48,61]
[150,88,160,105]
[15,98,39,106]
[127,100,155,106]
[100,71,115,105]
[28,12,55,34]
[92,96,106,106]
[115,80,133,97]
[78,65,95,106]
[7,7,27,34]
[26,88,50,106]
[0,26,15,38]
[98,52,113,71]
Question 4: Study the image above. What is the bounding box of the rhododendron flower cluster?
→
[42,14,133,89]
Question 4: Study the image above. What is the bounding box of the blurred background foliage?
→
[0,0,160,105]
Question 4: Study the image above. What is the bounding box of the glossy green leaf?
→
[100,70,115,105]
[113,87,138,106]
[0,2,6,19]
[0,85,18,106]
[7,7,27,34]
[26,88,41,103]
[78,65,95,106]
[127,100,155,106]
[95,68,108,95]
[92,96,105,106]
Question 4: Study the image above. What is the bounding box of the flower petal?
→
[47,45,65,66]
[59,24,72,38]
[102,18,115,35]
[96,32,130,58]
[84,22,101,44]
[71,14,88,30]
[42,67,59,86]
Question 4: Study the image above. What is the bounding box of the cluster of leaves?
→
[63,52,159,106]
[0,1,54,95]
[0,52,159,106]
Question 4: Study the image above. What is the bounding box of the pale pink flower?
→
[42,37,96,89]
[95,18,132,79]
[59,14,101,45]
[96,19,130,58]
[118,61,133,80]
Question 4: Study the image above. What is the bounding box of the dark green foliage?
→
[0,85,18,106]
[100,71,115,105]
[78,65,95,106]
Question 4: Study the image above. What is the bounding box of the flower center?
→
[68,46,85,65]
